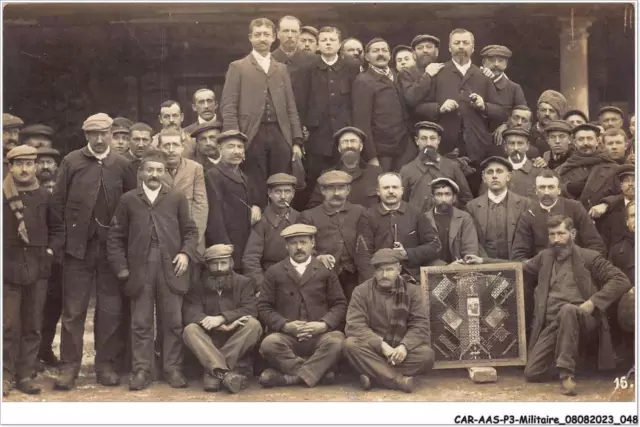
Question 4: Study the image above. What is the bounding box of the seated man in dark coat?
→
[344,248,434,393]
[182,244,262,394]
[522,215,631,396]
[258,224,347,388]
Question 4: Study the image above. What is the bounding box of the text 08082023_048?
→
[453,414,639,424]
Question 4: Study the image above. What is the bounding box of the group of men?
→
[2,14,636,398]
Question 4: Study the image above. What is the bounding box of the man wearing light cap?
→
[258,223,347,388]
[190,121,222,172]
[3,113,24,177]
[397,35,445,109]
[532,90,568,154]
[597,106,625,131]
[300,169,367,300]
[344,248,433,393]
[299,25,319,53]
[20,124,55,150]
[110,117,133,155]
[52,113,137,390]
[3,145,64,396]
[183,244,262,394]
[242,173,301,288]
[542,120,573,170]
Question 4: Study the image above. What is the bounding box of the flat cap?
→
[562,109,589,123]
[141,149,168,165]
[203,244,234,261]
[300,25,319,37]
[2,113,24,129]
[414,121,444,136]
[502,128,531,139]
[392,44,413,59]
[410,34,441,49]
[20,124,54,138]
[571,122,601,136]
[430,177,459,194]
[6,145,38,161]
[280,223,317,239]
[597,106,624,118]
[544,119,573,134]
[217,129,248,145]
[82,113,113,131]
[479,44,513,58]
[36,147,61,159]
[191,121,223,139]
[333,126,366,143]
[266,173,297,187]
[617,164,635,179]
[112,117,133,134]
[317,170,353,186]
[480,156,513,172]
[370,248,404,267]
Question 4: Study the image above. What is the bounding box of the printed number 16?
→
[614,377,630,390]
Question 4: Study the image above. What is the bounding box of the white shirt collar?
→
[488,189,508,205]
[509,156,528,171]
[452,59,472,76]
[625,198,632,207]
[322,55,339,66]
[540,199,559,212]
[251,49,271,73]
[208,156,221,165]
[142,182,161,203]
[290,256,312,276]
[87,144,110,161]
[198,115,217,125]
[493,73,506,83]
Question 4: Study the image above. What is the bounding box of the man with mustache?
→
[190,121,222,172]
[531,90,568,155]
[511,171,605,262]
[597,106,625,131]
[20,124,54,150]
[271,16,316,76]
[242,173,300,289]
[300,170,367,300]
[299,25,319,54]
[158,128,208,255]
[183,244,261,394]
[542,120,573,170]
[563,109,589,128]
[152,100,196,160]
[399,121,472,213]
[355,172,441,282]
[51,113,137,390]
[125,122,154,173]
[221,17,304,209]
[492,106,546,163]
[3,145,64,397]
[415,29,507,165]
[344,248,434,393]
[110,117,133,156]
[353,37,418,172]
[340,38,364,61]
[424,177,479,265]
[107,149,199,391]
[3,113,24,178]
[258,224,347,388]
[397,35,445,111]
[522,215,631,396]
[184,88,220,136]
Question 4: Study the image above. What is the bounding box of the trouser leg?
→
[243,124,271,209]
[158,276,184,374]
[183,324,230,373]
[556,304,597,376]
[338,270,359,304]
[266,124,293,177]
[39,261,63,357]
[396,344,435,377]
[296,331,345,387]
[343,337,403,390]
[3,282,22,379]
[259,333,305,375]
[524,321,558,382]
[218,317,262,371]
[17,279,48,380]
[378,156,393,173]
[130,279,156,375]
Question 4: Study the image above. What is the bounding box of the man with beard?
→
[258,224,347,388]
[563,109,589,128]
[300,170,367,301]
[531,90,568,155]
[353,38,416,172]
[294,27,360,206]
[35,147,60,190]
[191,121,222,172]
[242,173,300,289]
[20,124,54,149]
[299,26,319,54]
[597,106,625,131]
[467,156,531,261]
[3,146,64,397]
[52,113,137,390]
[3,113,24,178]
[110,117,133,156]
[221,17,303,209]
[344,248,434,393]
[158,128,208,254]
[393,45,416,72]
[424,178,479,265]
[511,171,605,261]
[126,122,154,168]
[107,149,199,391]
[205,130,261,270]
[542,120,573,170]
[596,165,635,253]
[271,16,316,76]
[184,88,219,135]
[182,244,261,394]
[306,127,382,209]
[398,35,444,110]
[522,215,631,396]
[415,29,507,165]
[152,100,196,159]
[355,172,441,282]
[400,121,472,213]
[340,38,363,61]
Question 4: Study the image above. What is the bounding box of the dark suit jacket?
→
[415,61,508,162]
[258,257,347,332]
[271,47,316,76]
[221,54,303,148]
[307,162,382,209]
[478,159,546,199]
[467,191,530,260]
[107,185,199,297]
[608,231,634,284]
[524,246,631,370]
[489,74,527,131]
[425,207,479,260]
[397,65,434,108]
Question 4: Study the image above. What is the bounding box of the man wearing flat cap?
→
[242,173,301,289]
[125,122,154,170]
[425,177,480,264]
[299,25,319,54]
[3,145,64,396]
[307,126,382,209]
[52,113,137,390]
[20,124,55,150]
[563,109,589,129]
[467,156,531,261]
[531,90,568,154]
[110,117,133,156]
[597,164,635,254]
[190,121,222,172]
[183,244,262,394]
[400,121,472,212]
[355,172,442,282]
[184,88,220,136]
[598,106,625,132]
[344,248,434,393]
[258,224,347,388]
[107,149,199,391]
[542,120,573,170]
[205,130,262,270]
[3,113,24,178]
[300,170,367,300]
[397,35,445,110]
[414,29,507,164]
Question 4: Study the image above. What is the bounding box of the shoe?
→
[165,370,188,389]
[17,378,41,395]
[395,376,415,393]
[203,372,221,392]
[129,371,150,391]
[2,378,14,397]
[359,374,372,391]
[53,368,76,391]
[320,371,336,385]
[222,372,247,394]
[39,351,60,367]
[96,366,120,387]
[258,368,288,388]
[561,376,577,396]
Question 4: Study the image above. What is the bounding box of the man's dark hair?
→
[511,105,532,114]
[547,214,574,231]
[141,149,168,167]
[249,18,276,35]
[318,26,342,42]
[130,122,153,134]
[538,169,560,181]
[160,100,181,111]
